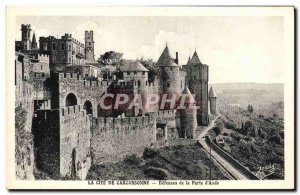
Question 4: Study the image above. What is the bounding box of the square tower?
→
[21,24,32,51]
[85,31,94,61]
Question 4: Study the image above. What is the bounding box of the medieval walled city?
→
[19,23,271,181]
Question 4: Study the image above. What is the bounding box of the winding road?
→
[197,116,249,180]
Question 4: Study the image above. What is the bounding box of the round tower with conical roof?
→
[156,45,181,109]
[209,86,218,115]
[178,85,197,139]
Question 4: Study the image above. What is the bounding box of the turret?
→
[156,44,181,109]
[209,86,218,115]
[21,24,32,51]
[85,31,94,61]
[31,32,37,50]
[120,61,149,115]
[178,85,197,139]
[186,56,191,65]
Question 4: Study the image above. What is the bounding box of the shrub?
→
[144,166,168,180]
[268,134,283,145]
[231,132,242,142]
[124,154,143,166]
[143,147,159,159]
[146,159,164,168]
[225,121,237,130]
[212,126,221,135]
[173,144,184,150]
[216,120,224,130]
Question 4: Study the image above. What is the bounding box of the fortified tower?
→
[85,31,94,61]
[178,85,197,139]
[120,61,149,115]
[209,86,218,115]
[156,45,181,110]
[21,24,32,51]
[183,50,209,126]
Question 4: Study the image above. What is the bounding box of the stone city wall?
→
[90,113,157,165]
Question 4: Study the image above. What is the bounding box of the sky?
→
[16,16,284,83]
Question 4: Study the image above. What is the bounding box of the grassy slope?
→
[86,144,228,180]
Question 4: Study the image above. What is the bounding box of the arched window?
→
[83,100,93,115]
[65,93,77,107]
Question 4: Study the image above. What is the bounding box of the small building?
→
[216,135,225,147]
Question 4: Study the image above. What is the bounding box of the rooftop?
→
[180,85,196,104]
[209,86,218,98]
[156,45,178,67]
[120,61,148,72]
[189,51,202,65]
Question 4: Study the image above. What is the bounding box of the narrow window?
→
[61,43,65,51]
[43,43,47,51]
[52,42,56,50]
[127,72,130,75]
[138,80,141,86]
[134,71,137,75]
[167,83,170,88]
[142,71,145,75]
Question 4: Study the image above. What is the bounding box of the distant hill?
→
[210,82,283,95]
[210,82,284,118]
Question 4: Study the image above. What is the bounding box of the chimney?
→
[175,52,179,65]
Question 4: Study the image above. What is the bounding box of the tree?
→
[137,57,158,82]
[212,126,221,135]
[247,104,254,113]
[244,121,257,137]
[225,121,237,130]
[98,51,123,65]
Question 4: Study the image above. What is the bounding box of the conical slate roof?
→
[209,86,218,98]
[157,45,178,67]
[180,85,196,104]
[32,32,37,44]
[189,51,201,65]
[187,56,191,65]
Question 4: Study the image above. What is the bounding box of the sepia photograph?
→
[6,6,295,190]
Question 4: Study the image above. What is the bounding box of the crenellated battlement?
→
[92,112,156,130]
[37,53,49,57]
[111,81,138,90]
[55,73,110,88]
[157,110,175,117]
[93,115,150,127]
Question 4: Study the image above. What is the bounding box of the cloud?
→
[136,30,196,64]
